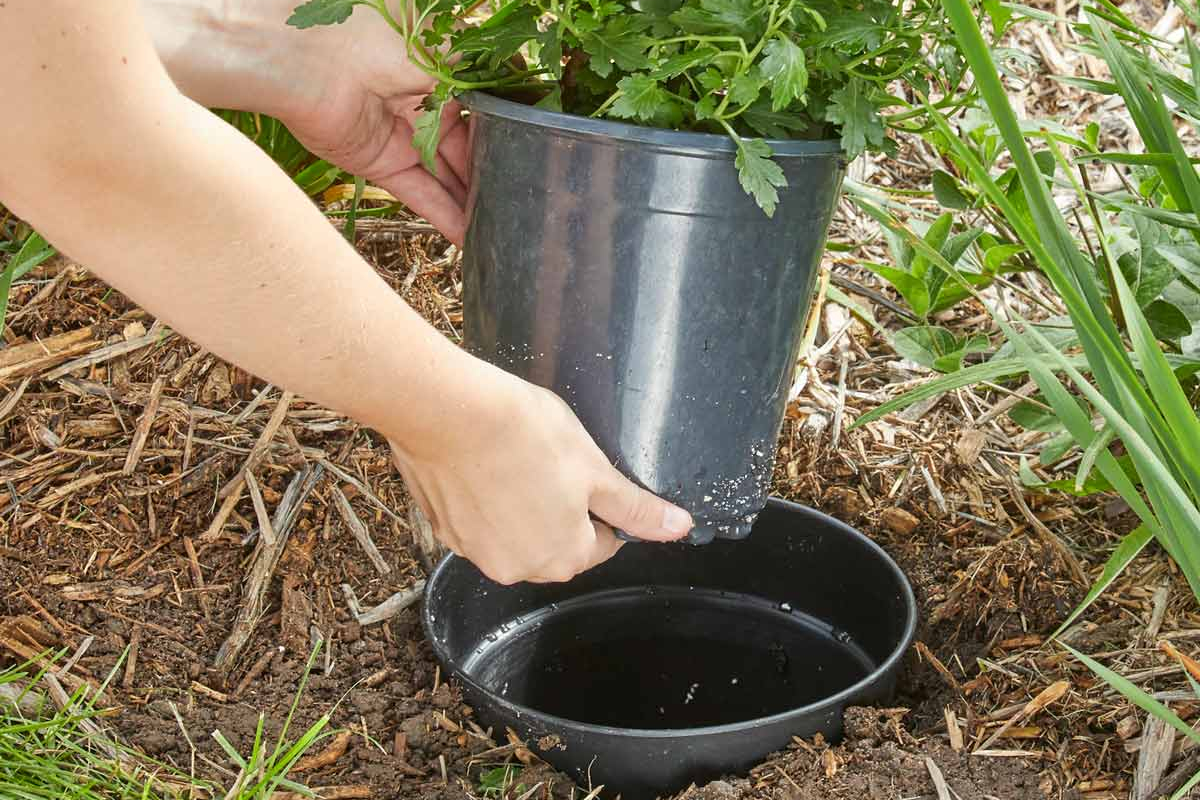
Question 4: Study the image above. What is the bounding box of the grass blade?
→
[1052,524,1153,638]
[1064,643,1200,746]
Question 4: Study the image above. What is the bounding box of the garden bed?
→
[0,216,1188,800]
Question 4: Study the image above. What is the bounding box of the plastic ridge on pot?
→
[461,92,846,544]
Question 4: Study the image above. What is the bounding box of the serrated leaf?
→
[759,36,808,111]
[670,0,765,38]
[651,46,719,79]
[412,90,450,175]
[742,102,809,138]
[581,17,655,76]
[611,74,671,122]
[729,71,769,106]
[452,5,541,63]
[734,138,786,216]
[932,169,971,210]
[286,0,362,28]
[698,68,725,92]
[824,81,885,158]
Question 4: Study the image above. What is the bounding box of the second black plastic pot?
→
[423,499,916,800]
[461,93,846,543]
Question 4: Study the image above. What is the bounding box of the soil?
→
[1,151,1191,798]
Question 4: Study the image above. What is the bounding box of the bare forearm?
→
[1,1,485,454]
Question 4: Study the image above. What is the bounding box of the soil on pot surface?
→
[0,220,1180,800]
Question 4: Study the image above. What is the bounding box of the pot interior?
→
[425,499,914,732]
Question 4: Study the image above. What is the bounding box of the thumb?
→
[590,466,694,542]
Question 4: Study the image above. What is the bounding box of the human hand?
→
[272,11,471,244]
[144,0,470,243]
[389,370,694,585]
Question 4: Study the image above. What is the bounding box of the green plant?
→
[210,644,336,799]
[0,654,195,799]
[922,1,1200,783]
[1,230,56,332]
[478,764,524,797]
[286,0,969,215]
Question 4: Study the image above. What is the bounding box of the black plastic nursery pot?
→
[461,92,846,544]
[423,499,917,800]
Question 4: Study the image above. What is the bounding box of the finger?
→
[376,166,466,245]
[584,519,624,569]
[590,466,693,542]
[432,150,467,207]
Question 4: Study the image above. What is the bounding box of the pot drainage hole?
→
[459,586,874,729]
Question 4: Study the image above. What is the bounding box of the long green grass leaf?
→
[1064,643,1200,746]
[1052,524,1153,638]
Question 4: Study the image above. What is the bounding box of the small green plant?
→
[478,764,524,797]
[0,654,195,799]
[286,0,970,215]
[211,644,337,800]
[1,229,56,333]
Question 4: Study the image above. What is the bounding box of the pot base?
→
[461,586,873,730]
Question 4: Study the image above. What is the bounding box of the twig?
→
[244,471,277,548]
[122,377,164,475]
[43,326,171,381]
[122,625,141,691]
[1006,479,1087,586]
[1133,716,1175,800]
[214,464,323,670]
[318,458,407,526]
[332,486,390,575]
[183,536,212,619]
[975,680,1069,752]
[217,391,294,499]
[925,758,953,800]
[355,581,426,626]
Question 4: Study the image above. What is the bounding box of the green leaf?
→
[867,264,930,318]
[852,358,1031,427]
[984,243,1026,272]
[651,46,719,79]
[1052,526,1154,638]
[286,0,362,28]
[1064,644,1200,748]
[742,102,810,138]
[535,86,564,112]
[611,74,673,122]
[890,326,988,373]
[412,87,451,174]
[669,0,764,39]
[1145,300,1194,341]
[825,81,885,159]
[581,17,655,76]
[734,138,786,217]
[1,232,56,331]
[729,71,769,106]
[759,36,808,112]
[932,169,972,210]
[452,5,541,63]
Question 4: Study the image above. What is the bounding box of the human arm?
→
[0,0,692,583]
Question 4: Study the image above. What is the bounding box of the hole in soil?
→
[460,586,874,729]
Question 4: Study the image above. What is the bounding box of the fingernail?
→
[662,505,693,536]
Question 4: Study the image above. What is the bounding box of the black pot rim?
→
[421,497,918,740]
[462,91,844,158]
